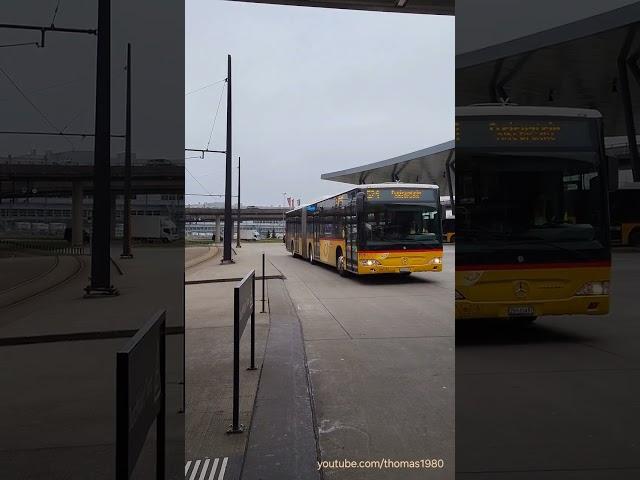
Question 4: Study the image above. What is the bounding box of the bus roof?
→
[456,105,602,118]
[286,183,439,214]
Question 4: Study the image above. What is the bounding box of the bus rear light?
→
[455,290,465,300]
[360,259,381,266]
[429,257,442,265]
[575,281,609,296]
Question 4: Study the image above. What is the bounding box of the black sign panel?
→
[116,310,166,479]
[365,188,437,203]
[235,270,255,336]
[456,117,595,149]
[229,270,256,433]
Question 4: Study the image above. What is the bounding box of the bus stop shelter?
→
[230,0,453,15]
[320,140,455,196]
[457,2,640,180]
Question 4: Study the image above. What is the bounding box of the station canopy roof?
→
[229,0,453,15]
[456,2,640,138]
[321,140,454,196]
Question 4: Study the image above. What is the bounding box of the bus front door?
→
[346,202,358,272]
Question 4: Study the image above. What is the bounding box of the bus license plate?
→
[399,268,411,273]
[508,305,534,316]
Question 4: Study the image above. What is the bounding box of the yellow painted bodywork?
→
[455,265,610,319]
[356,249,443,275]
[317,238,347,267]
[286,234,443,275]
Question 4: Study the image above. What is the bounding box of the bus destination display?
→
[366,188,436,203]
[456,118,594,149]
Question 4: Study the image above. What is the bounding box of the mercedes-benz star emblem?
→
[513,280,530,298]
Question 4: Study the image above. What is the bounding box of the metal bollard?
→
[261,252,266,313]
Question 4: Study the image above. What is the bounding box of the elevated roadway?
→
[0,163,183,197]
[185,206,288,222]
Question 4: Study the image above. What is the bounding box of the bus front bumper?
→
[357,263,443,274]
[455,295,609,319]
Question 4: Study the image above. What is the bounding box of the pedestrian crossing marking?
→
[185,457,228,480]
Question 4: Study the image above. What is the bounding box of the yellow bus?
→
[455,105,611,322]
[285,184,443,276]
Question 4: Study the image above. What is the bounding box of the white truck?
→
[237,229,260,241]
[129,216,179,242]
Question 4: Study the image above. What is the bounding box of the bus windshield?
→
[456,152,608,259]
[362,203,442,248]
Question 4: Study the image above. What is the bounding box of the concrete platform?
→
[0,246,185,480]
[185,243,275,477]
[269,244,455,480]
[456,250,640,479]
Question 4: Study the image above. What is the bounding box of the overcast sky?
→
[185,2,454,207]
[1,0,183,160]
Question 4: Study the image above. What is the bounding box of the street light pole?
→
[121,43,133,259]
[236,156,241,248]
[222,54,234,263]
[85,0,117,297]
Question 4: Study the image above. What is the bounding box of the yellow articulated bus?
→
[455,105,611,322]
[285,184,443,276]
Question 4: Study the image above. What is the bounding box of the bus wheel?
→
[290,241,295,256]
[630,229,640,246]
[309,245,314,264]
[337,255,347,276]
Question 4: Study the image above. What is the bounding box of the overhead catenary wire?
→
[206,80,226,150]
[0,70,123,104]
[186,166,214,197]
[50,0,62,26]
[0,65,74,149]
[185,78,226,96]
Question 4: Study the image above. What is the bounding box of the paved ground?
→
[185,244,220,269]
[456,249,640,479]
[0,245,184,480]
[269,243,455,480]
[185,242,454,480]
[185,243,277,479]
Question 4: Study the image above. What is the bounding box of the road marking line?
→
[185,457,227,480]
[217,457,228,480]
[189,459,201,480]
[208,458,220,480]
[198,458,211,480]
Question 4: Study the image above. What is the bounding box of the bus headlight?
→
[360,259,381,266]
[575,281,609,296]
[429,257,442,265]
[455,290,465,300]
